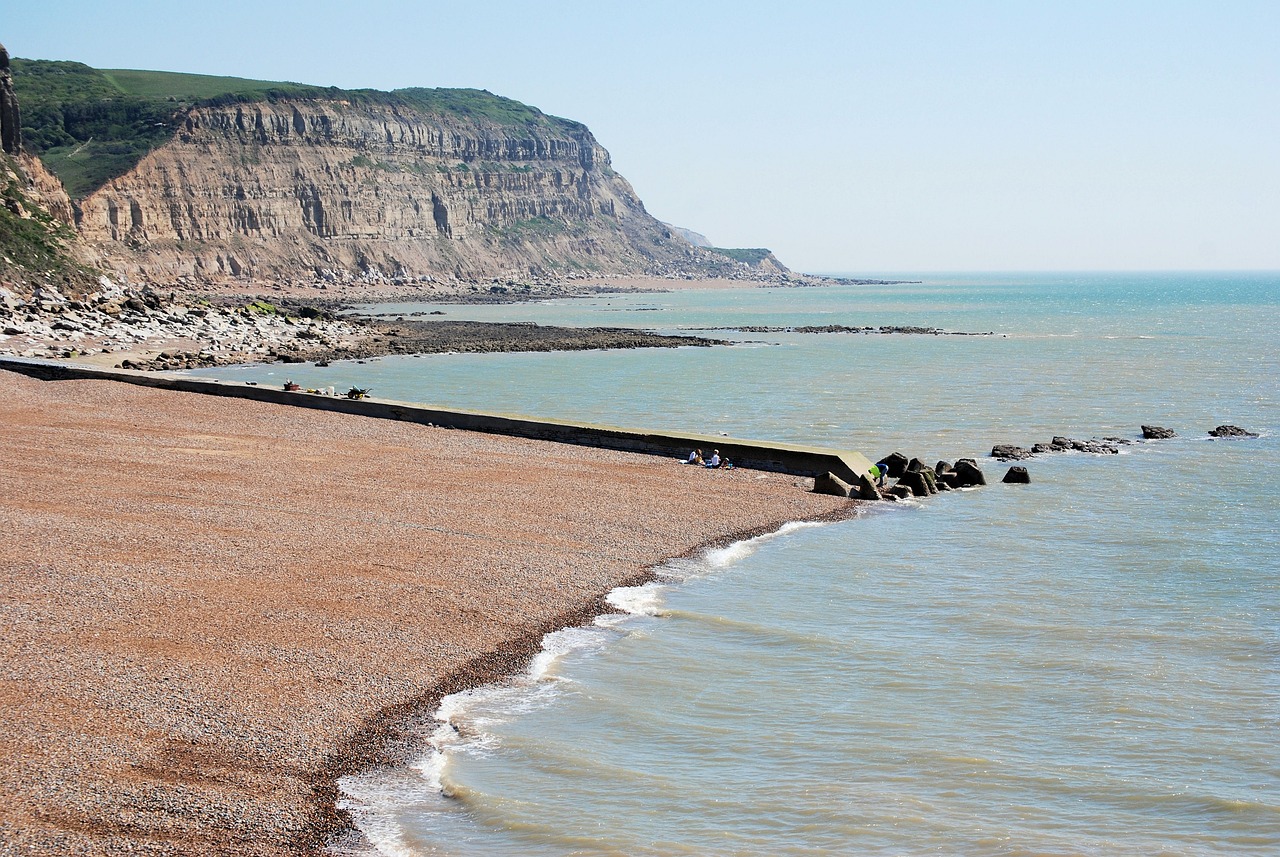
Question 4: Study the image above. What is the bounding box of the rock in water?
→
[1002,466,1031,484]
[879,452,909,478]
[991,444,1033,461]
[855,473,883,501]
[1208,425,1258,438]
[1142,425,1177,439]
[953,459,987,488]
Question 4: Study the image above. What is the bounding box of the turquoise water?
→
[194,273,1278,855]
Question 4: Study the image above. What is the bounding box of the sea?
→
[192,272,1278,856]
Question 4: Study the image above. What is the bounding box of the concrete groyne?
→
[2,357,875,485]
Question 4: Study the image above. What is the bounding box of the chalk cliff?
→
[72,95,755,286]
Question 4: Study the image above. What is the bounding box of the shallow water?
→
[195,272,1279,855]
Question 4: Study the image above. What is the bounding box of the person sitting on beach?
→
[687,449,704,465]
[705,450,722,468]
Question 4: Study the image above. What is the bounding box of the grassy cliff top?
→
[13,59,582,199]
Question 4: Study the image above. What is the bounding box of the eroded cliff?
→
[72,94,748,286]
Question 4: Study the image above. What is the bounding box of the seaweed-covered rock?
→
[898,469,936,497]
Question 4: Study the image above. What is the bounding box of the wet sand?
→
[0,368,854,855]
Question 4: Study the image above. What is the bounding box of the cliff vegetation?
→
[13,60,579,200]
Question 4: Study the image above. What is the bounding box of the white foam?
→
[606,582,665,616]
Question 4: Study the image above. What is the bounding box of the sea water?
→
[193,272,1278,855]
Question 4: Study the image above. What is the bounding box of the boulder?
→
[1141,425,1177,439]
[906,457,926,473]
[991,444,1032,461]
[1208,425,1258,438]
[854,473,883,501]
[812,472,852,497]
[879,452,909,478]
[934,461,953,475]
[898,470,935,497]
[1002,466,1031,484]
[953,459,987,488]
[888,484,915,500]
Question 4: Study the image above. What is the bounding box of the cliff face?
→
[0,44,20,155]
[75,98,726,285]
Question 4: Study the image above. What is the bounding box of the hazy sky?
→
[8,1,1278,273]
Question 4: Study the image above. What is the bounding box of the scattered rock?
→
[1141,425,1177,439]
[1002,466,1031,484]
[991,444,1033,461]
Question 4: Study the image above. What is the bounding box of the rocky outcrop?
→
[72,98,761,286]
[0,44,21,155]
[1141,425,1177,439]
[1208,425,1258,438]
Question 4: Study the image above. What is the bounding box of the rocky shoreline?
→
[0,272,939,371]
[0,278,731,371]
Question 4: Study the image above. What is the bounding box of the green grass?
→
[101,68,320,101]
[11,58,584,200]
[0,155,98,291]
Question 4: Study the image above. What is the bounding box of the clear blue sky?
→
[8,1,1279,273]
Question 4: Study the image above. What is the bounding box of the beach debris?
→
[1003,466,1031,484]
[1141,425,1177,439]
[1208,425,1258,438]
[345,386,371,400]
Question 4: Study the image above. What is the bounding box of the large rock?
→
[1002,466,1031,484]
[1208,425,1258,438]
[854,473,883,501]
[952,459,987,488]
[878,452,909,478]
[1141,425,1177,439]
[991,444,1032,461]
[897,469,936,497]
[812,472,852,497]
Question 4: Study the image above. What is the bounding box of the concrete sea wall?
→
[2,357,874,484]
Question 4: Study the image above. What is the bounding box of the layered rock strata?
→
[74,99,743,285]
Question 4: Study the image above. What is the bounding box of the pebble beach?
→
[0,368,853,855]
